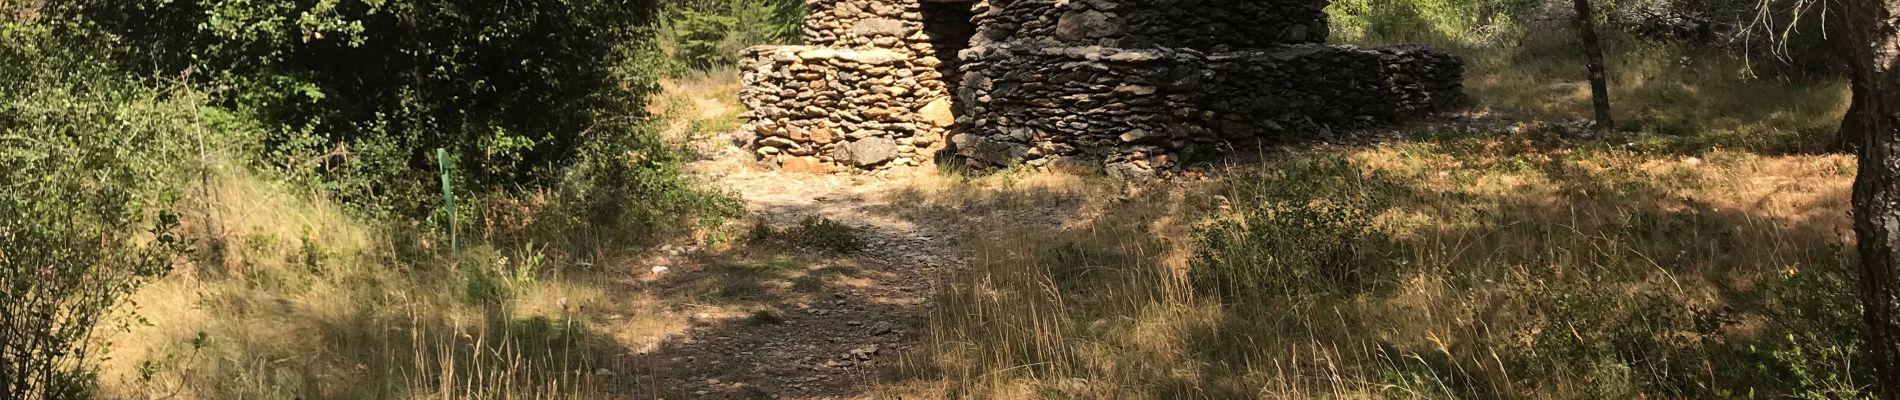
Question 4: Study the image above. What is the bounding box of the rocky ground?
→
[610,130,977,399]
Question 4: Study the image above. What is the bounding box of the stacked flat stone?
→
[740,46,954,171]
[970,0,1330,49]
[953,0,1465,178]
[739,0,962,172]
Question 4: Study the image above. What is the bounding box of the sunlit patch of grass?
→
[651,66,745,144]
[96,171,629,399]
[1338,18,1849,154]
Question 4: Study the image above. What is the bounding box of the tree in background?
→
[1574,0,1616,131]
[1844,0,1900,394]
[652,0,803,71]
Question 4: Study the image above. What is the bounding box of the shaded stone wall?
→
[950,0,1465,178]
[953,44,1462,178]
[970,0,1329,50]
[740,0,1466,176]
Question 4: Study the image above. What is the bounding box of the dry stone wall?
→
[948,0,1465,178]
[740,46,956,171]
[740,0,966,172]
[739,0,1466,176]
[970,0,1329,50]
[803,0,924,52]
[953,44,1462,178]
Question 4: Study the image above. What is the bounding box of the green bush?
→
[55,0,664,210]
[0,23,193,398]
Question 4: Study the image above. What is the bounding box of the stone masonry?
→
[738,0,970,172]
[739,0,1466,176]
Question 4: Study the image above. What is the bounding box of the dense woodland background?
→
[0,0,1886,398]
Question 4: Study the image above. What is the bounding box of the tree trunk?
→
[1845,0,1900,395]
[1836,0,1873,153]
[1840,79,1870,152]
[1572,0,1614,132]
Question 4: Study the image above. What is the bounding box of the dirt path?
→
[618,146,968,399]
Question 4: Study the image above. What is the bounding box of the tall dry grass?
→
[90,166,638,399]
[882,14,1862,395]
[889,126,1869,398]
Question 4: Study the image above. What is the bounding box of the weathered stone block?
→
[840,137,900,166]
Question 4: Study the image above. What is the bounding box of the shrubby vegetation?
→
[2,0,1878,397]
[56,0,664,206]
[2,0,742,397]
[0,23,197,397]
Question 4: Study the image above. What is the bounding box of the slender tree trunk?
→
[1840,79,1871,152]
[1572,0,1614,132]
[1837,0,1873,153]
[1846,0,1900,395]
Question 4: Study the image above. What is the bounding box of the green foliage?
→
[461,242,547,305]
[56,0,664,210]
[39,0,742,248]
[1,3,741,395]
[1327,0,1841,72]
[652,0,802,72]
[532,128,745,253]
[0,24,193,398]
[1735,250,1878,399]
[1327,0,1540,45]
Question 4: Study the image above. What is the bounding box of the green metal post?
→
[437,148,458,263]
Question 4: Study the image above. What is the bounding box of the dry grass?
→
[651,66,746,144]
[84,73,851,399]
[91,169,636,399]
[1345,25,1849,154]
[885,127,1869,398]
[807,28,1859,398]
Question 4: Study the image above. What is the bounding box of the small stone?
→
[851,18,909,37]
[779,156,833,174]
[916,97,955,127]
[1119,129,1154,142]
[759,136,799,149]
[650,266,670,275]
[1114,84,1156,96]
[809,126,836,144]
[1055,10,1120,41]
[838,137,898,166]
[850,344,881,360]
[796,48,837,59]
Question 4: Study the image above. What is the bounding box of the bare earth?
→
[615,145,969,399]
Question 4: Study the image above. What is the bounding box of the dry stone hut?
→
[739,0,1465,177]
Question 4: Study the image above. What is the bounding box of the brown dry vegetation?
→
[874,28,1865,399]
[84,73,888,399]
[883,134,1865,398]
